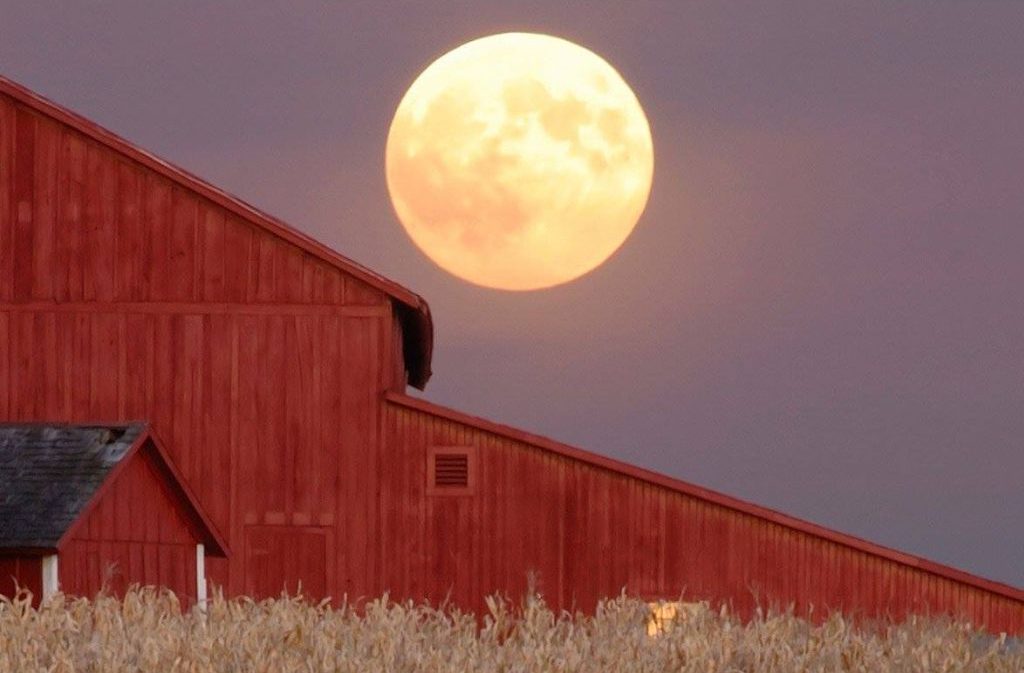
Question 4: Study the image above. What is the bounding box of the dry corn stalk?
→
[0,586,1020,672]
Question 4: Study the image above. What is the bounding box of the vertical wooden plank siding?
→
[0,90,389,604]
[380,399,1024,633]
[1,85,1021,633]
[0,96,385,307]
[57,447,199,603]
[1,310,383,603]
[0,556,42,604]
[0,98,14,301]
[12,106,35,302]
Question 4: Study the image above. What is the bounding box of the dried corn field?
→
[1,588,1021,673]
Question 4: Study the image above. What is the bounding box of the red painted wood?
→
[59,446,200,603]
[0,82,394,601]
[0,76,432,388]
[0,78,1021,634]
[0,556,42,605]
[243,526,328,599]
[0,100,13,301]
[380,397,1024,633]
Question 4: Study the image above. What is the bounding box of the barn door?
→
[243,526,330,600]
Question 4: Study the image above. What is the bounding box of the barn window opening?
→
[427,446,477,495]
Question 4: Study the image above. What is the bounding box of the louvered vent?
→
[434,452,469,488]
[427,446,476,495]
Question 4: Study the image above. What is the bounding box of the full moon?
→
[386,33,654,291]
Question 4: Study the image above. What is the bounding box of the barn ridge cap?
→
[384,391,1024,605]
[0,74,433,389]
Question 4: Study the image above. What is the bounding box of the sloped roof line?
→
[0,75,432,389]
[0,423,144,549]
[133,428,230,557]
[0,423,226,556]
[384,391,1024,604]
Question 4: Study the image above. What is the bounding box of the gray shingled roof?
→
[0,424,145,549]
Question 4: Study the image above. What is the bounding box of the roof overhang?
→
[397,301,433,389]
[0,546,57,556]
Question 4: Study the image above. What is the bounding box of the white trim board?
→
[196,544,207,609]
[41,555,59,601]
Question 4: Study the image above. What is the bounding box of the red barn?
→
[0,423,225,606]
[0,75,1021,632]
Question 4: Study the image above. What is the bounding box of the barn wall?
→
[3,83,1021,633]
[0,94,386,307]
[381,400,1024,634]
[59,448,199,602]
[0,308,386,601]
[0,90,398,602]
[0,556,42,604]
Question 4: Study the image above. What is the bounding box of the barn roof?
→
[0,75,433,389]
[0,424,141,549]
[0,423,227,555]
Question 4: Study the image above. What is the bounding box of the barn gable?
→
[0,75,431,388]
[0,423,225,606]
[0,423,225,555]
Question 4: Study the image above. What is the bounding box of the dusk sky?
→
[2,3,1021,588]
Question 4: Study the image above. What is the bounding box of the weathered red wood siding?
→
[59,447,199,602]
[0,556,42,603]
[381,396,1024,634]
[0,89,395,601]
[2,80,1021,634]
[0,95,384,307]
